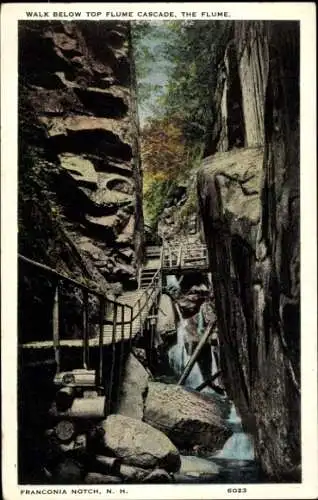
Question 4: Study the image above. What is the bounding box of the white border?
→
[1,3,317,499]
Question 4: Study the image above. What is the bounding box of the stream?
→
[166,275,263,483]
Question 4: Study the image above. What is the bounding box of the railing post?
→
[138,298,143,336]
[177,245,183,268]
[117,305,126,410]
[149,310,155,370]
[129,307,133,351]
[53,281,60,373]
[82,289,89,370]
[160,246,164,271]
[107,303,117,415]
[98,297,106,391]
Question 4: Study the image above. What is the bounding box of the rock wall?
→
[18,21,144,340]
[209,22,268,154]
[198,22,300,480]
[235,22,269,147]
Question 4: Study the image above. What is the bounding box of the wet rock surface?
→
[144,382,231,452]
[19,21,144,326]
[179,455,220,478]
[116,353,149,420]
[198,22,300,480]
[101,414,181,472]
[156,294,178,340]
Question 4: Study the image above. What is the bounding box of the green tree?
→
[158,21,234,148]
[141,116,188,228]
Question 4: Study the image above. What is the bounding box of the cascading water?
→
[213,403,254,460]
[166,274,256,473]
[167,289,221,394]
[168,314,205,389]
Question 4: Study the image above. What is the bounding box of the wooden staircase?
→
[139,268,158,289]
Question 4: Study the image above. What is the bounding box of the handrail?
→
[18,254,134,334]
[161,244,208,269]
[18,254,128,309]
[19,244,208,338]
[131,267,161,322]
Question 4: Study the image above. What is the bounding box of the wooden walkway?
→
[19,243,208,353]
[21,287,160,350]
[161,244,209,274]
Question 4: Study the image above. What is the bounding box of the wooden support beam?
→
[138,298,143,336]
[82,289,89,370]
[56,386,76,411]
[177,321,214,386]
[55,420,75,443]
[52,282,60,373]
[98,297,106,390]
[177,245,183,267]
[195,371,222,392]
[107,303,117,415]
[208,382,225,395]
[50,397,106,419]
[116,305,126,410]
[129,307,133,351]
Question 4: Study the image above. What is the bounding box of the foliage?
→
[178,146,204,225]
[158,21,234,147]
[141,116,188,228]
[141,116,188,180]
[132,21,234,227]
[143,176,178,229]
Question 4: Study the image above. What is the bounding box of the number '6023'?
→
[227,488,247,493]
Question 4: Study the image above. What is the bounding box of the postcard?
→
[1,2,317,499]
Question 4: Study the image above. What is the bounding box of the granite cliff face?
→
[19,21,144,340]
[198,22,300,479]
[209,21,268,154]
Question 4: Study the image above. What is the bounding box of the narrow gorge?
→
[18,20,300,486]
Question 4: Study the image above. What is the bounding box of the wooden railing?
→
[145,246,162,259]
[131,267,161,333]
[161,244,208,270]
[18,255,161,347]
[18,255,133,381]
[19,243,208,412]
[19,254,162,412]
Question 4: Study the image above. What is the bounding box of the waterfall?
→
[168,297,218,394]
[213,403,255,461]
[166,276,255,463]
[166,274,181,297]
[168,314,205,389]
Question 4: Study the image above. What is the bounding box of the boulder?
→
[53,458,85,484]
[188,284,209,296]
[179,455,220,478]
[112,263,135,280]
[117,353,149,420]
[156,294,177,340]
[144,382,231,452]
[177,294,205,318]
[102,414,181,472]
[119,464,149,481]
[85,472,122,484]
[142,468,173,483]
[132,347,148,367]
